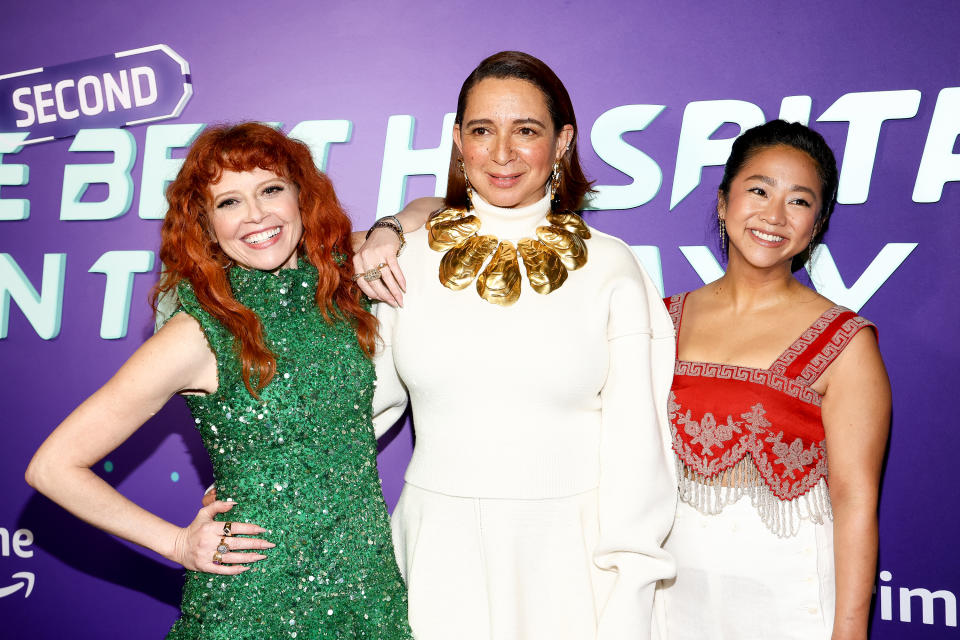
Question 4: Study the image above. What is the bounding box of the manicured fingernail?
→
[264,541,276,548]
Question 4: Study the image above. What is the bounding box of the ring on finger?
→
[352,265,384,282]
[222,521,232,537]
[216,537,230,555]
[212,551,223,565]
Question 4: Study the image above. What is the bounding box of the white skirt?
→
[391,482,614,640]
[656,498,835,640]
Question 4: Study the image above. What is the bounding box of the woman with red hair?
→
[26,123,413,639]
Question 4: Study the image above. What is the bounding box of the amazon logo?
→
[1,527,34,599]
[0,572,33,598]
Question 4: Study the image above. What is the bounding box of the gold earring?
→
[459,157,474,208]
[549,160,562,201]
[719,216,726,254]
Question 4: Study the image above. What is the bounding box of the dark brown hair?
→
[718,120,839,272]
[444,51,594,211]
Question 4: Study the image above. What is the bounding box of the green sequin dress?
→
[166,261,412,640]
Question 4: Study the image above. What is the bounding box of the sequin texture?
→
[166,260,412,639]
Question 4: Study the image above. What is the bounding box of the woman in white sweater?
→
[355,51,677,640]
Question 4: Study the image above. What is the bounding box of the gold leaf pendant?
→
[439,235,498,290]
[476,241,522,306]
[428,214,480,250]
[427,207,590,305]
[517,238,567,294]
[426,207,468,230]
[536,225,588,270]
[546,211,592,239]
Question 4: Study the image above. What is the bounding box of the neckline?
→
[469,190,552,241]
[228,257,318,309]
[672,291,843,374]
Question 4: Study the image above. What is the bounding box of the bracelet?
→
[365,216,406,256]
[365,215,402,238]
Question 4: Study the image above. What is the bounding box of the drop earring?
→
[549,160,561,201]
[459,157,474,208]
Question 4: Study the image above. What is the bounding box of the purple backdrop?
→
[1,1,958,636]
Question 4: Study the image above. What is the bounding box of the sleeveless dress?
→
[656,292,876,640]
[165,261,412,640]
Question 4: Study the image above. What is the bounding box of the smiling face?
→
[208,167,303,273]
[720,145,823,272]
[454,77,573,209]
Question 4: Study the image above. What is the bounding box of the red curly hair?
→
[152,122,376,396]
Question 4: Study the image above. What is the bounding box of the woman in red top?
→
[658,120,890,640]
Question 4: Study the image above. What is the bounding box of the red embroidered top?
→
[666,292,876,503]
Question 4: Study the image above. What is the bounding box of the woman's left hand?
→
[171,500,275,575]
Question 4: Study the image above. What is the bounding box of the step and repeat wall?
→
[1,0,957,636]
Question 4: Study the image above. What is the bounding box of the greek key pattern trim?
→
[795,315,875,385]
[674,360,822,406]
[666,292,685,332]
[768,305,846,374]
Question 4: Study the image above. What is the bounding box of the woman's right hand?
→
[171,500,275,575]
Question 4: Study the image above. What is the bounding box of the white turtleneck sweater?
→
[373,192,677,638]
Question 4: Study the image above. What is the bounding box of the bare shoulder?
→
[675,282,724,317]
[679,283,713,305]
[829,322,883,371]
[817,315,885,395]
[153,311,209,353]
[128,311,217,393]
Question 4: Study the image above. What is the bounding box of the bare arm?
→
[350,196,443,306]
[25,313,273,574]
[821,329,891,640]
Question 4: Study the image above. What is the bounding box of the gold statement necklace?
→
[426,206,591,306]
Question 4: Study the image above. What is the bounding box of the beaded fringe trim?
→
[677,455,833,538]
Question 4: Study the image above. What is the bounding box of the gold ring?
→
[216,537,230,555]
[350,272,365,282]
[222,522,232,537]
[362,267,382,282]
[212,551,223,565]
